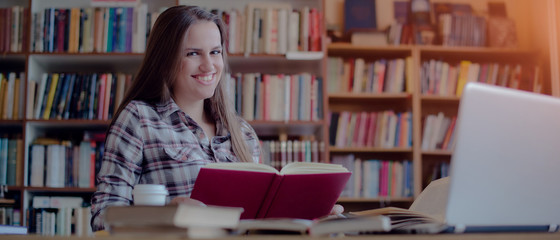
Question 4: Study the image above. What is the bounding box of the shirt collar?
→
[155,98,182,118]
[155,98,229,137]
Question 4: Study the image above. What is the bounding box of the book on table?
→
[104,204,244,237]
[0,225,28,235]
[190,162,352,220]
[236,214,391,236]
[349,177,449,234]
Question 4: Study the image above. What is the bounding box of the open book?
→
[350,177,450,234]
[236,214,391,236]
[190,162,351,220]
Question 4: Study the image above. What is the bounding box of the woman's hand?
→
[329,204,344,216]
[169,196,207,206]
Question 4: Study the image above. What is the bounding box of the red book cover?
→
[56,9,66,52]
[366,112,377,147]
[309,8,321,52]
[190,162,351,220]
[380,161,388,196]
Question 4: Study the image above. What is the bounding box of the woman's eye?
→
[186,52,198,56]
[211,50,222,55]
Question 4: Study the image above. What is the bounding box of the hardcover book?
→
[236,214,390,236]
[190,162,351,220]
[105,204,243,237]
[344,0,377,33]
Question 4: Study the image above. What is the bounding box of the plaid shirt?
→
[91,99,260,231]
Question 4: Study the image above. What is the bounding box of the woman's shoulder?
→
[236,116,255,133]
[122,100,164,115]
[124,100,154,111]
[113,100,159,122]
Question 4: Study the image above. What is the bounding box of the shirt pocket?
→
[163,146,210,164]
[163,147,191,162]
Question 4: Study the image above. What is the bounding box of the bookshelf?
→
[0,0,329,234]
[327,42,545,204]
[326,0,553,211]
[1,0,556,233]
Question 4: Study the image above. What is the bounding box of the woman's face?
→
[173,20,224,105]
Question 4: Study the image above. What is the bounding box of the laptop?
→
[445,82,560,233]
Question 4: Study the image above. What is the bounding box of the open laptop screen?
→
[446,83,560,232]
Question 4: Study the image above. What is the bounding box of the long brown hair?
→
[110,6,253,162]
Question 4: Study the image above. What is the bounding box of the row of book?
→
[259,139,324,170]
[0,6,27,53]
[0,72,26,120]
[420,60,541,97]
[387,2,489,47]
[0,207,21,226]
[326,57,413,94]
[31,5,160,53]
[329,111,413,149]
[217,4,322,54]
[425,161,450,186]
[0,135,23,186]
[231,73,323,122]
[28,134,104,188]
[28,72,132,120]
[28,3,322,54]
[436,13,487,47]
[421,112,457,151]
[332,155,413,198]
[28,196,92,236]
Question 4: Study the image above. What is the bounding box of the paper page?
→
[280,162,349,174]
[203,162,278,173]
[409,176,449,223]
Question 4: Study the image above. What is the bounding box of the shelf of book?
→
[25,119,111,127]
[421,150,453,156]
[420,95,461,102]
[327,43,413,56]
[337,197,414,203]
[0,120,24,126]
[24,187,96,193]
[328,93,411,100]
[1,0,552,234]
[249,120,324,136]
[329,147,412,153]
[418,45,536,60]
[1,0,330,234]
[326,23,546,204]
[0,54,27,60]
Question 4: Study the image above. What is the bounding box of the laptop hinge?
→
[454,224,466,233]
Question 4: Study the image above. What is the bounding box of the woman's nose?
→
[199,55,215,72]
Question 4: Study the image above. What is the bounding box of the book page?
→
[202,162,278,173]
[280,162,349,174]
[236,218,312,234]
[409,176,449,223]
[349,207,445,233]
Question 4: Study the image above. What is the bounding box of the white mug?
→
[132,184,169,206]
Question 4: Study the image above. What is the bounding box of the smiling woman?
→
[173,20,225,136]
[90,6,261,232]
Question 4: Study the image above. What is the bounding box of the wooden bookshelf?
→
[325,0,551,204]
[1,0,330,233]
[329,147,412,153]
[0,0,556,234]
